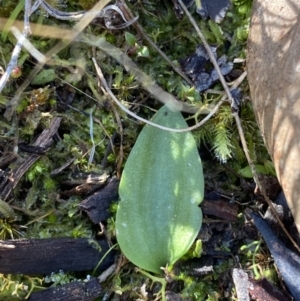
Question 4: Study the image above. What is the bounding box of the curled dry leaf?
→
[247,0,300,233]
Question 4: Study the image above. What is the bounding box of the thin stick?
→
[9,26,47,63]
[227,70,247,87]
[97,263,117,283]
[23,0,32,34]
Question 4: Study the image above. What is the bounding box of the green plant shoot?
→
[116,104,204,274]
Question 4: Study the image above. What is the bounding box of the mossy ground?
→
[0,0,282,300]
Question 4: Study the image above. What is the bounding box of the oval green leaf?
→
[116,105,204,273]
[31,69,56,85]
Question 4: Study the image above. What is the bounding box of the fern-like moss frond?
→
[212,123,234,163]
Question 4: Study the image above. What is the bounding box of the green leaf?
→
[239,164,274,178]
[137,45,150,58]
[31,69,56,85]
[263,160,276,176]
[208,20,224,44]
[125,32,136,47]
[116,104,204,273]
[0,199,15,219]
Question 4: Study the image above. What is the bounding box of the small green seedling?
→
[116,104,204,279]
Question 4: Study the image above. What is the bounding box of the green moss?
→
[0,274,44,300]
